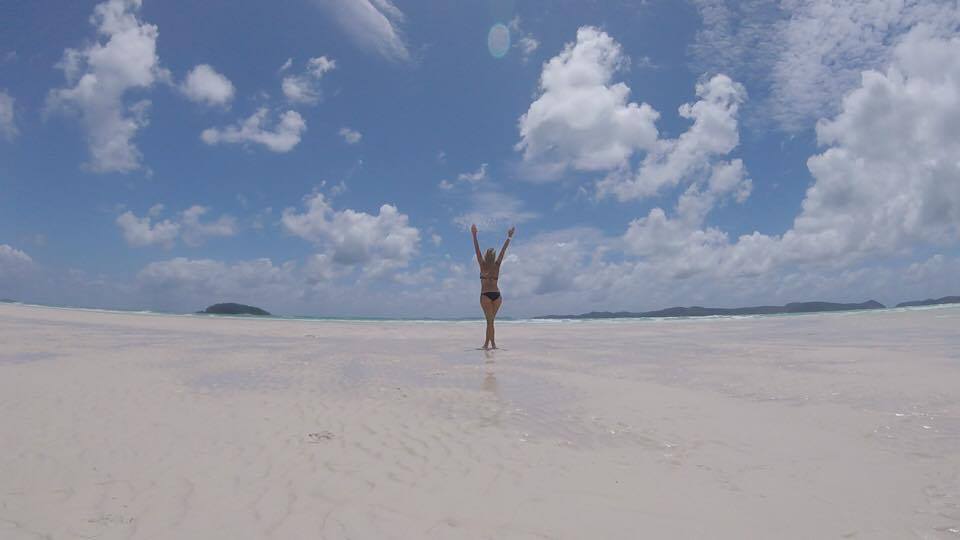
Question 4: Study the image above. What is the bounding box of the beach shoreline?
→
[4,297,957,324]
[1,303,958,538]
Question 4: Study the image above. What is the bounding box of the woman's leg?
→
[489,297,502,349]
[480,296,495,349]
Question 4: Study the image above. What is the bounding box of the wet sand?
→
[1,303,958,539]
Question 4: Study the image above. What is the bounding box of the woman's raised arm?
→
[471,224,483,265]
[496,226,515,265]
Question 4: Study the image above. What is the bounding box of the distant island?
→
[199,303,271,316]
[537,300,886,320]
[896,296,960,308]
[0,298,16,303]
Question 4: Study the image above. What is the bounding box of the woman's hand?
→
[507,226,515,238]
[471,224,478,235]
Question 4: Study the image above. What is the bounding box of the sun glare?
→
[487,23,511,58]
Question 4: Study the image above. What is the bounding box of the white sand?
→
[1,304,958,539]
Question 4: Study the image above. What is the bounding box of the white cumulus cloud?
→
[47,0,169,173]
[116,211,180,248]
[181,64,234,107]
[519,28,750,205]
[0,244,33,275]
[178,206,238,247]
[597,74,748,201]
[281,192,420,275]
[516,26,660,178]
[338,126,362,144]
[517,37,540,62]
[784,26,960,260]
[137,257,300,311]
[116,205,237,248]
[202,108,306,153]
[486,227,613,300]
[621,27,960,280]
[457,163,488,184]
[0,244,35,300]
[510,23,960,304]
[282,56,336,105]
[509,17,539,62]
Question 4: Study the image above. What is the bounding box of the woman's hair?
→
[483,247,496,266]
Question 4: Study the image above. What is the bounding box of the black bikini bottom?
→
[481,291,501,301]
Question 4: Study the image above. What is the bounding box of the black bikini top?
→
[480,274,498,280]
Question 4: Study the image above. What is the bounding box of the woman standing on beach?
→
[471,224,514,349]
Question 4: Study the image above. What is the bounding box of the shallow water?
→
[1,303,958,539]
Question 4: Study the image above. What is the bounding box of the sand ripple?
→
[1,304,959,538]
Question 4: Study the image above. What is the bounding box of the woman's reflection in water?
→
[482,370,498,394]
[479,350,503,426]
[482,349,499,395]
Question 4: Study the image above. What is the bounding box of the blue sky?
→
[1,0,959,317]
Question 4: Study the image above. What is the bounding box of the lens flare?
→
[487,23,510,58]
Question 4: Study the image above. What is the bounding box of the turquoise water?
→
[4,299,959,324]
